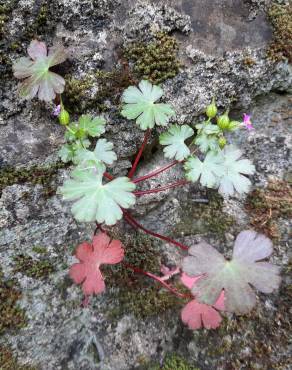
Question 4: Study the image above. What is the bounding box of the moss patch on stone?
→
[64,65,135,113]
[124,32,181,84]
[0,268,26,335]
[245,180,292,239]
[0,162,67,197]
[148,352,199,370]
[103,230,185,320]
[0,346,37,370]
[173,191,235,239]
[13,254,55,280]
[267,3,292,63]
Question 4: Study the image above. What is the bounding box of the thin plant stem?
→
[124,263,190,299]
[128,129,151,178]
[132,160,179,184]
[133,179,189,196]
[123,210,189,251]
[103,172,114,180]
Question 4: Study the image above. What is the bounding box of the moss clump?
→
[31,246,47,255]
[103,230,184,319]
[148,353,199,370]
[13,254,54,280]
[64,66,135,113]
[245,180,292,239]
[0,268,26,335]
[124,32,181,84]
[0,346,37,370]
[267,3,292,63]
[0,162,67,197]
[174,191,235,238]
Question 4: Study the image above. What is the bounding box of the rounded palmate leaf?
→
[59,168,136,225]
[159,124,194,161]
[13,40,68,102]
[121,80,175,130]
[182,230,281,314]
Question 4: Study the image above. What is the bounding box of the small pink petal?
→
[160,265,171,275]
[181,299,222,330]
[181,272,202,290]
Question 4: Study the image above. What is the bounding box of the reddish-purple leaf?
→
[69,232,124,296]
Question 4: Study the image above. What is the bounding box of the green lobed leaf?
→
[78,115,106,138]
[59,169,136,225]
[217,145,255,196]
[121,80,175,130]
[184,152,224,188]
[159,124,194,161]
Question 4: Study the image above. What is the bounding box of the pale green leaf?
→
[59,169,136,225]
[58,144,75,163]
[184,152,224,188]
[182,230,281,314]
[121,80,175,130]
[159,124,194,161]
[217,145,255,196]
[78,115,106,137]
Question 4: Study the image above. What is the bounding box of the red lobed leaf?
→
[69,232,125,296]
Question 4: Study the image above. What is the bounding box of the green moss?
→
[124,32,181,84]
[245,179,292,239]
[64,66,135,113]
[103,230,184,320]
[267,3,292,63]
[31,246,48,255]
[173,190,235,238]
[0,268,27,335]
[13,254,54,280]
[148,353,199,370]
[0,346,37,370]
[0,162,67,197]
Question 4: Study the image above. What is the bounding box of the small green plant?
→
[13,43,281,332]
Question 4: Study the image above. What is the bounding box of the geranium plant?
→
[13,47,281,331]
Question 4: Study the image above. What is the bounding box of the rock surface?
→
[0,0,291,369]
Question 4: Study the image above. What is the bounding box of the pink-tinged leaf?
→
[48,44,68,66]
[160,265,180,281]
[13,57,34,79]
[213,290,225,311]
[181,300,222,330]
[182,230,281,314]
[69,232,125,296]
[27,40,47,60]
[181,272,201,290]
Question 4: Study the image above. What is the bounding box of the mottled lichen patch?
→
[267,3,292,62]
[245,180,292,239]
[148,352,199,370]
[0,162,67,197]
[0,346,37,370]
[13,254,55,280]
[173,191,235,239]
[124,32,181,84]
[0,268,26,335]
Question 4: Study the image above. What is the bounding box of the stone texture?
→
[0,0,291,369]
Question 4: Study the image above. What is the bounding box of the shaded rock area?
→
[0,0,291,369]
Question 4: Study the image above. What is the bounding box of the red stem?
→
[124,263,189,299]
[128,129,151,178]
[103,172,114,180]
[123,210,189,251]
[133,179,189,196]
[132,160,179,184]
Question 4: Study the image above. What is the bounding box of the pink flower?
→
[69,232,125,295]
[53,104,61,117]
[243,113,254,131]
[180,273,224,330]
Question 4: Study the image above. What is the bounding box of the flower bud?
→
[218,136,227,149]
[217,112,230,130]
[227,120,240,131]
[59,108,70,126]
[206,99,217,118]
